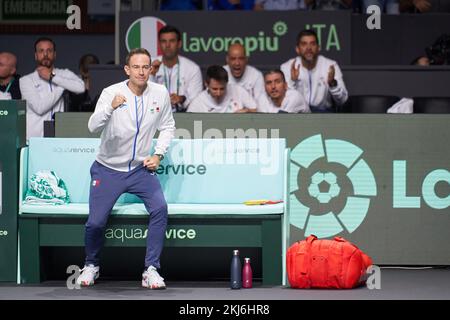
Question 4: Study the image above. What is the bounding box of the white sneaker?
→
[76,264,99,286]
[142,266,166,289]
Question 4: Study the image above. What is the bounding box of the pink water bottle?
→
[242,257,253,288]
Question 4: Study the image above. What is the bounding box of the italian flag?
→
[126,17,166,58]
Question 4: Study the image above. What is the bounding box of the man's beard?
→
[38,58,53,67]
[208,90,224,104]
[163,51,178,61]
[270,91,280,99]
[302,53,317,64]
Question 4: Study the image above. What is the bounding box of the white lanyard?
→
[163,63,180,95]
[0,80,13,100]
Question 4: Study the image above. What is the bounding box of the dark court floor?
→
[0,268,449,300]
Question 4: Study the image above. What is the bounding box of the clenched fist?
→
[111,94,127,109]
[37,66,52,81]
[143,155,161,171]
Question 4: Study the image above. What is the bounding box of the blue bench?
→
[18,138,289,285]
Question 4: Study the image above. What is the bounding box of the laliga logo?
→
[290,134,377,238]
[290,135,450,238]
[393,161,449,210]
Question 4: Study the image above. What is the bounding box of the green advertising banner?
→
[0,100,26,282]
[55,113,450,265]
[0,0,72,23]
[171,114,450,265]
[36,222,262,247]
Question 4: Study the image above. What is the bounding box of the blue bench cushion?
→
[20,138,287,217]
[20,203,284,216]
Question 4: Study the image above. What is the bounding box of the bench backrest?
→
[23,138,287,204]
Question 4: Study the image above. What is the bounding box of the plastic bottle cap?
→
[245,258,250,262]
[233,250,239,255]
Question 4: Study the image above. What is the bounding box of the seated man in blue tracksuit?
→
[76,48,176,289]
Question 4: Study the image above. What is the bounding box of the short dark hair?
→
[125,48,151,65]
[79,54,100,74]
[158,25,181,42]
[264,69,286,82]
[34,37,56,52]
[296,29,319,46]
[206,65,228,84]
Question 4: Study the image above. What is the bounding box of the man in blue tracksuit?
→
[76,48,175,289]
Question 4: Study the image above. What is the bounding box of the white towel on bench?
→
[25,170,70,205]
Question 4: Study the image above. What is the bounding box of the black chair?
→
[339,95,400,113]
[64,90,96,113]
[413,97,450,113]
[43,120,55,137]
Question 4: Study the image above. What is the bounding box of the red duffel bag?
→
[287,235,373,289]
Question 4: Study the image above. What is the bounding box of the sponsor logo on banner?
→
[105,227,197,243]
[0,230,8,237]
[52,147,97,153]
[156,164,206,176]
[126,17,328,56]
[290,134,377,238]
[290,134,450,238]
[126,16,166,58]
[0,110,9,116]
[392,161,450,210]
[181,21,288,56]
